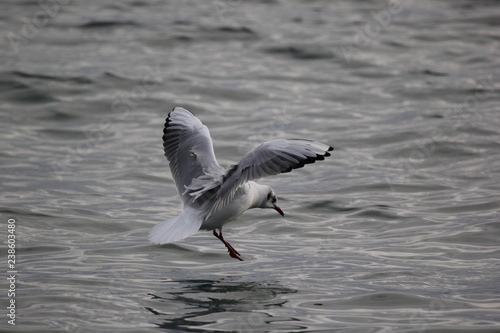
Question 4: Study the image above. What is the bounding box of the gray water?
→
[1,0,500,332]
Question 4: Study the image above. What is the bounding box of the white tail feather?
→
[148,207,203,244]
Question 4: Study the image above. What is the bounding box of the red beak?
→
[274,205,284,217]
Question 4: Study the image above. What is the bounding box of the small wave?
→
[11,70,93,84]
[262,44,335,60]
[201,25,259,41]
[38,128,90,141]
[79,20,140,29]
[422,69,448,77]
[218,26,256,35]
[349,206,400,221]
[300,292,472,310]
[18,245,72,256]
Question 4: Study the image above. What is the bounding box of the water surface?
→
[1,0,499,332]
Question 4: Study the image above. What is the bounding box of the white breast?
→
[200,183,255,230]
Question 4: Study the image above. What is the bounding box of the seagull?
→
[149,107,333,260]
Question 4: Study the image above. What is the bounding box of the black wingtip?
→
[324,146,334,157]
[164,107,199,139]
[163,112,172,136]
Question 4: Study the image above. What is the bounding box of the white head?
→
[256,185,284,217]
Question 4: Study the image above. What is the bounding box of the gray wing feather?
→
[163,107,224,204]
[204,139,333,215]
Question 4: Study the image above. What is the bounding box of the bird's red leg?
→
[212,230,240,255]
[213,229,243,261]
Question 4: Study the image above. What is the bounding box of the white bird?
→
[149,107,333,260]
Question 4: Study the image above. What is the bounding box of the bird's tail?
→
[148,206,203,244]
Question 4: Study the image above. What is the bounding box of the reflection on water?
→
[147,279,296,332]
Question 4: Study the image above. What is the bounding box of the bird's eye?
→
[272,197,276,203]
[267,192,272,200]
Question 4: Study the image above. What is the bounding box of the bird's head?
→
[263,186,284,217]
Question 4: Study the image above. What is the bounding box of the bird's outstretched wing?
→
[204,139,333,215]
[163,107,224,204]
